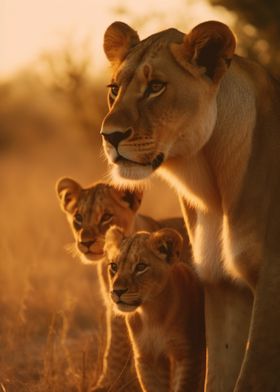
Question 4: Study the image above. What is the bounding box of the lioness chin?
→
[100,20,280,392]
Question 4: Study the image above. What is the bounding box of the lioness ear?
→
[56,177,81,214]
[172,21,236,82]
[104,21,140,65]
[104,225,125,255]
[110,187,143,212]
[149,228,183,263]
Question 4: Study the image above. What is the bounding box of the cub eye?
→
[107,83,119,99]
[109,263,118,274]
[145,80,166,96]
[100,212,113,225]
[135,262,148,274]
[73,213,83,230]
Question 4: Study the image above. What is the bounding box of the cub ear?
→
[149,228,183,263]
[104,21,140,65]
[110,187,143,212]
[172,21,236,82]
[104,225,125,255]
[55,177,81,213]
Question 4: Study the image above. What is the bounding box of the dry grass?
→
[0,149,107,392]
[0,49,180,391]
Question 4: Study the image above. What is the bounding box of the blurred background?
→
[1,0,279,390]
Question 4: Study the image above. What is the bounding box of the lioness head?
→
[101,21,235,184]
[105,226,183,312]
[56,177,143,263]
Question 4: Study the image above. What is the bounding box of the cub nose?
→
[80,240,95,248]
[101,128,132,149]
[113,288,128,298]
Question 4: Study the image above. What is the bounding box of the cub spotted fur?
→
[100,20,280,391]
[56,178,189,392]
[105,226,205,392]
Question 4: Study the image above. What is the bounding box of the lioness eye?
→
[146,80,166,96]
[100,212,113,224]
[73,213,83,230]
[107,83,119,98]
[110,263,118,273]
[135,262,148,273]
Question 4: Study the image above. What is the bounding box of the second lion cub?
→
[105,226,206,392]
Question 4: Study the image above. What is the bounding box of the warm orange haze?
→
[1,0,279,391]
[0,0,234,78]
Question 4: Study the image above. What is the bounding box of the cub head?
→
[56,177,143,263]
[104,226,183,313]
[101,21,235,184]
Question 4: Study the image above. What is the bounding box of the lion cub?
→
[56,177,151,391]
[56,178,189,392]
[105,226,206,392]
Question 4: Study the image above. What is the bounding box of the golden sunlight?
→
[1,0,234,78]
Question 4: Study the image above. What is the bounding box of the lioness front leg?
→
[180,197,253,392]
[204,282,253,392]
[234,253,280,392]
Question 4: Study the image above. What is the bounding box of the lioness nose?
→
[101,128,132,148]
[113,288,128,297]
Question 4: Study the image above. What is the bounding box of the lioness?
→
[100,20,280,391]
[105,226,205,392]
[56,177,189,391]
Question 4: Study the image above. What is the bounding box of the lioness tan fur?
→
[56,178,190,392]
[101,20,280,391]
[105,226,205,392]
